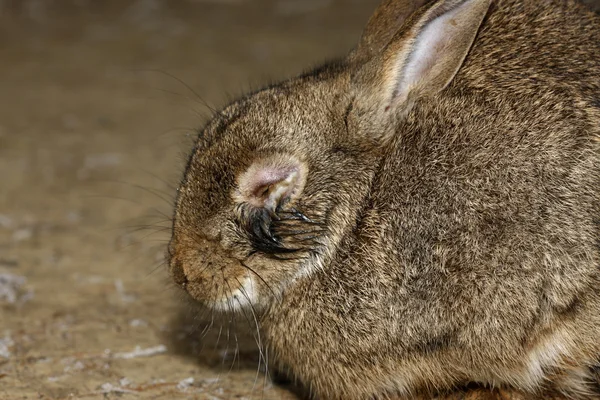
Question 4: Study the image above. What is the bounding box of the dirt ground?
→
[1,1,599,400]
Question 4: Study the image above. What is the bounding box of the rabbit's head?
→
[168,0,492,311]
[167,70,381,310]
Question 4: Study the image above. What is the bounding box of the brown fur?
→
[168,0,600,398]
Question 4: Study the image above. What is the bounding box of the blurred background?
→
[0,1,599,399]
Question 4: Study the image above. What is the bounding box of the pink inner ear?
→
[236,156,306,210]
[250,166,298,198]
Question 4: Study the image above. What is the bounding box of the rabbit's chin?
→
[209,274,259,313]
[184,272,262,313]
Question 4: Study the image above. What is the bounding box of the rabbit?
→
[167,0,600,398]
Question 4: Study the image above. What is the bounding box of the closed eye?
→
[234,204,325,257]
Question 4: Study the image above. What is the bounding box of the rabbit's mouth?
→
[184,270,258,313]
[168,234,262,311]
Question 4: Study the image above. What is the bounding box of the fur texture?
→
[168,0,600,398]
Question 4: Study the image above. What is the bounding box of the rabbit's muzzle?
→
[167,233,256,311]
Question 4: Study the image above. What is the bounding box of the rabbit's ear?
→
[234,155,307,211]
[352,0,490,131]
[349,0,431,64]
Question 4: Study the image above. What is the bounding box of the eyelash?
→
[234,204,325,258]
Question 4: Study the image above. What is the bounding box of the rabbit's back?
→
[364,0,600,392]
[463,0,600,110]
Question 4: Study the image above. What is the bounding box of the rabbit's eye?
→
[234,202,325,258]
[235,205,294,255]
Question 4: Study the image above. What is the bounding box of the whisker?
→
[150,125,197,141]
[146,259,168,277]
[152,88,211,120]
[82,193,144,205]
[237,279,269,398]
[221,300,235,374]
[241,260,279,302]
[139,168,180,193]
[233,292,266,398]
[214,273,230,353]
[122,225,172,234]
[229,315,240,373]
[133,68,217,113]
[200,288,216,339]
[89,179,175,207]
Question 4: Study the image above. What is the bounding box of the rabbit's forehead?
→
[251,86,333,122]
[201,88,335,150]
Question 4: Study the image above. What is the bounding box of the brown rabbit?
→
[167,0,600,398]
